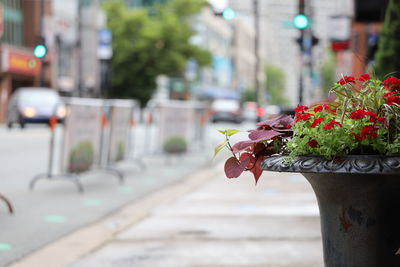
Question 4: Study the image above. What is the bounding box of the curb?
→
[10,162,224,267]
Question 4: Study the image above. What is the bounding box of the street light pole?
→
[39,0,45,87]
[253,0,261,121]
[77,0,83,97]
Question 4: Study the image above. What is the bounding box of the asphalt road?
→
[0,120,255,266]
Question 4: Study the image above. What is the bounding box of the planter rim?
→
[261,155,400,174]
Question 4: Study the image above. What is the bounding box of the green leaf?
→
[218,129,241,136]
[214,140,228,157]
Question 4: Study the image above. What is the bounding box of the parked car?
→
[243,101,258,121]
[210,99,243,123]
[6,88,66,129]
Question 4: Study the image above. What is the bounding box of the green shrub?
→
[163,137,187,154]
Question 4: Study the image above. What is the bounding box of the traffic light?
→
[221,8,236,21]
[293,14,309,29]
[33,44,47,58]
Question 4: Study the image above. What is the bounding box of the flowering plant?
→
[215,74,400,183]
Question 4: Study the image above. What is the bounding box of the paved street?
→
[0,121,248,266]
[14,157,323,266]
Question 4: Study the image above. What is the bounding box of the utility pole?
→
[253,0,261,121]
[77,0,83,96]
[39,0,45,87]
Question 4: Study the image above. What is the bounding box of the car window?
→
[18,90,59,107]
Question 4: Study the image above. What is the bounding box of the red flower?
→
[307,139,318,148]
[349,109,368,119]
[294,105,309,113]
[383,77,400,91]
[323,120,342,130]
[338,76,356,85]
[358,74,371,82]
[351,132,365,142]
[295,112,313,122]
[284,124,292,129]
[311,118,324,128]
[313,104,330,113]
[384,92,395,98]
[361,125,378,139]
[386,96,400,106]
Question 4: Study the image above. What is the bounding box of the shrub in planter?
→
[163,137,187,154]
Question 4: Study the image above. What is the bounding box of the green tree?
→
[374,0,400,78]
[265,65,289,106]
[321,50,336,93]
[103,0,211,106]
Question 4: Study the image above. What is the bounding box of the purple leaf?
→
[250,156,264,184]
[248,129,283,141]
[257,114,294,129]
[232,140,256,153]
[224,156,251,178]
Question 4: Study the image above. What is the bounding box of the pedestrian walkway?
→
[12,163,323,267]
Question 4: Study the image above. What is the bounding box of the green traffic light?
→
[293,14,309,29]
[222,8,236,21]
[33,44,47,58]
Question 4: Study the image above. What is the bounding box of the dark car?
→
[6,88,66,128]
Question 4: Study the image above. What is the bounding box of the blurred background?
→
[0,0,391,121]
[0,0,397,266]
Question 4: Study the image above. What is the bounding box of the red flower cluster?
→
[349,109,385,123]
[323,120,342,130]
[337,76,356,85]
[349,109,368,119]
[294,106,308,113]
[311,118,324,128]
[352,126,379,141]
[386,96,400,106]
[295,105,313,122]
[313,104,335,113]
[358,74,371,82]
[307,139,318,148]
[383,77,400,91]
[295,112,313,122]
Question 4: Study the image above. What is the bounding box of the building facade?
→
[0,0,53,122]
[229,0,353,106]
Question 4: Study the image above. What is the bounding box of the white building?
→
[191,7,234,90]
[52,0,106,96]
[229,0,353,106]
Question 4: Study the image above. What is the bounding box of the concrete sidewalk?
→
[12,163,324,267]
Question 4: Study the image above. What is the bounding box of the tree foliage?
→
[264,65,289,106]
[374,0,400,79]
[103,0,211,106]
[321,50,336,93]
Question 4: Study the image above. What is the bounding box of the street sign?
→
[98,29,112,60]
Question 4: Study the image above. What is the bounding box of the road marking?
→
[0,244,11,251]
[83,199,102,206]
[43,215,67,223]
[118,186,133,193]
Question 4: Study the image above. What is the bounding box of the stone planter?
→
[262,155,400,267]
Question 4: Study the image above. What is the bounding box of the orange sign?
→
[3,49,41,76]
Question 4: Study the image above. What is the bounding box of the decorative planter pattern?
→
[262,155,400,267]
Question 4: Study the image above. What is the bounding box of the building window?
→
[3,0,23,46]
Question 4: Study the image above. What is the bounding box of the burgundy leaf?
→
[248,129,283,141]
[250,156,265,184]
[257,114,294,129]
[232,140,256,153]
[257,114,287,127]
[224,156,251,179]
